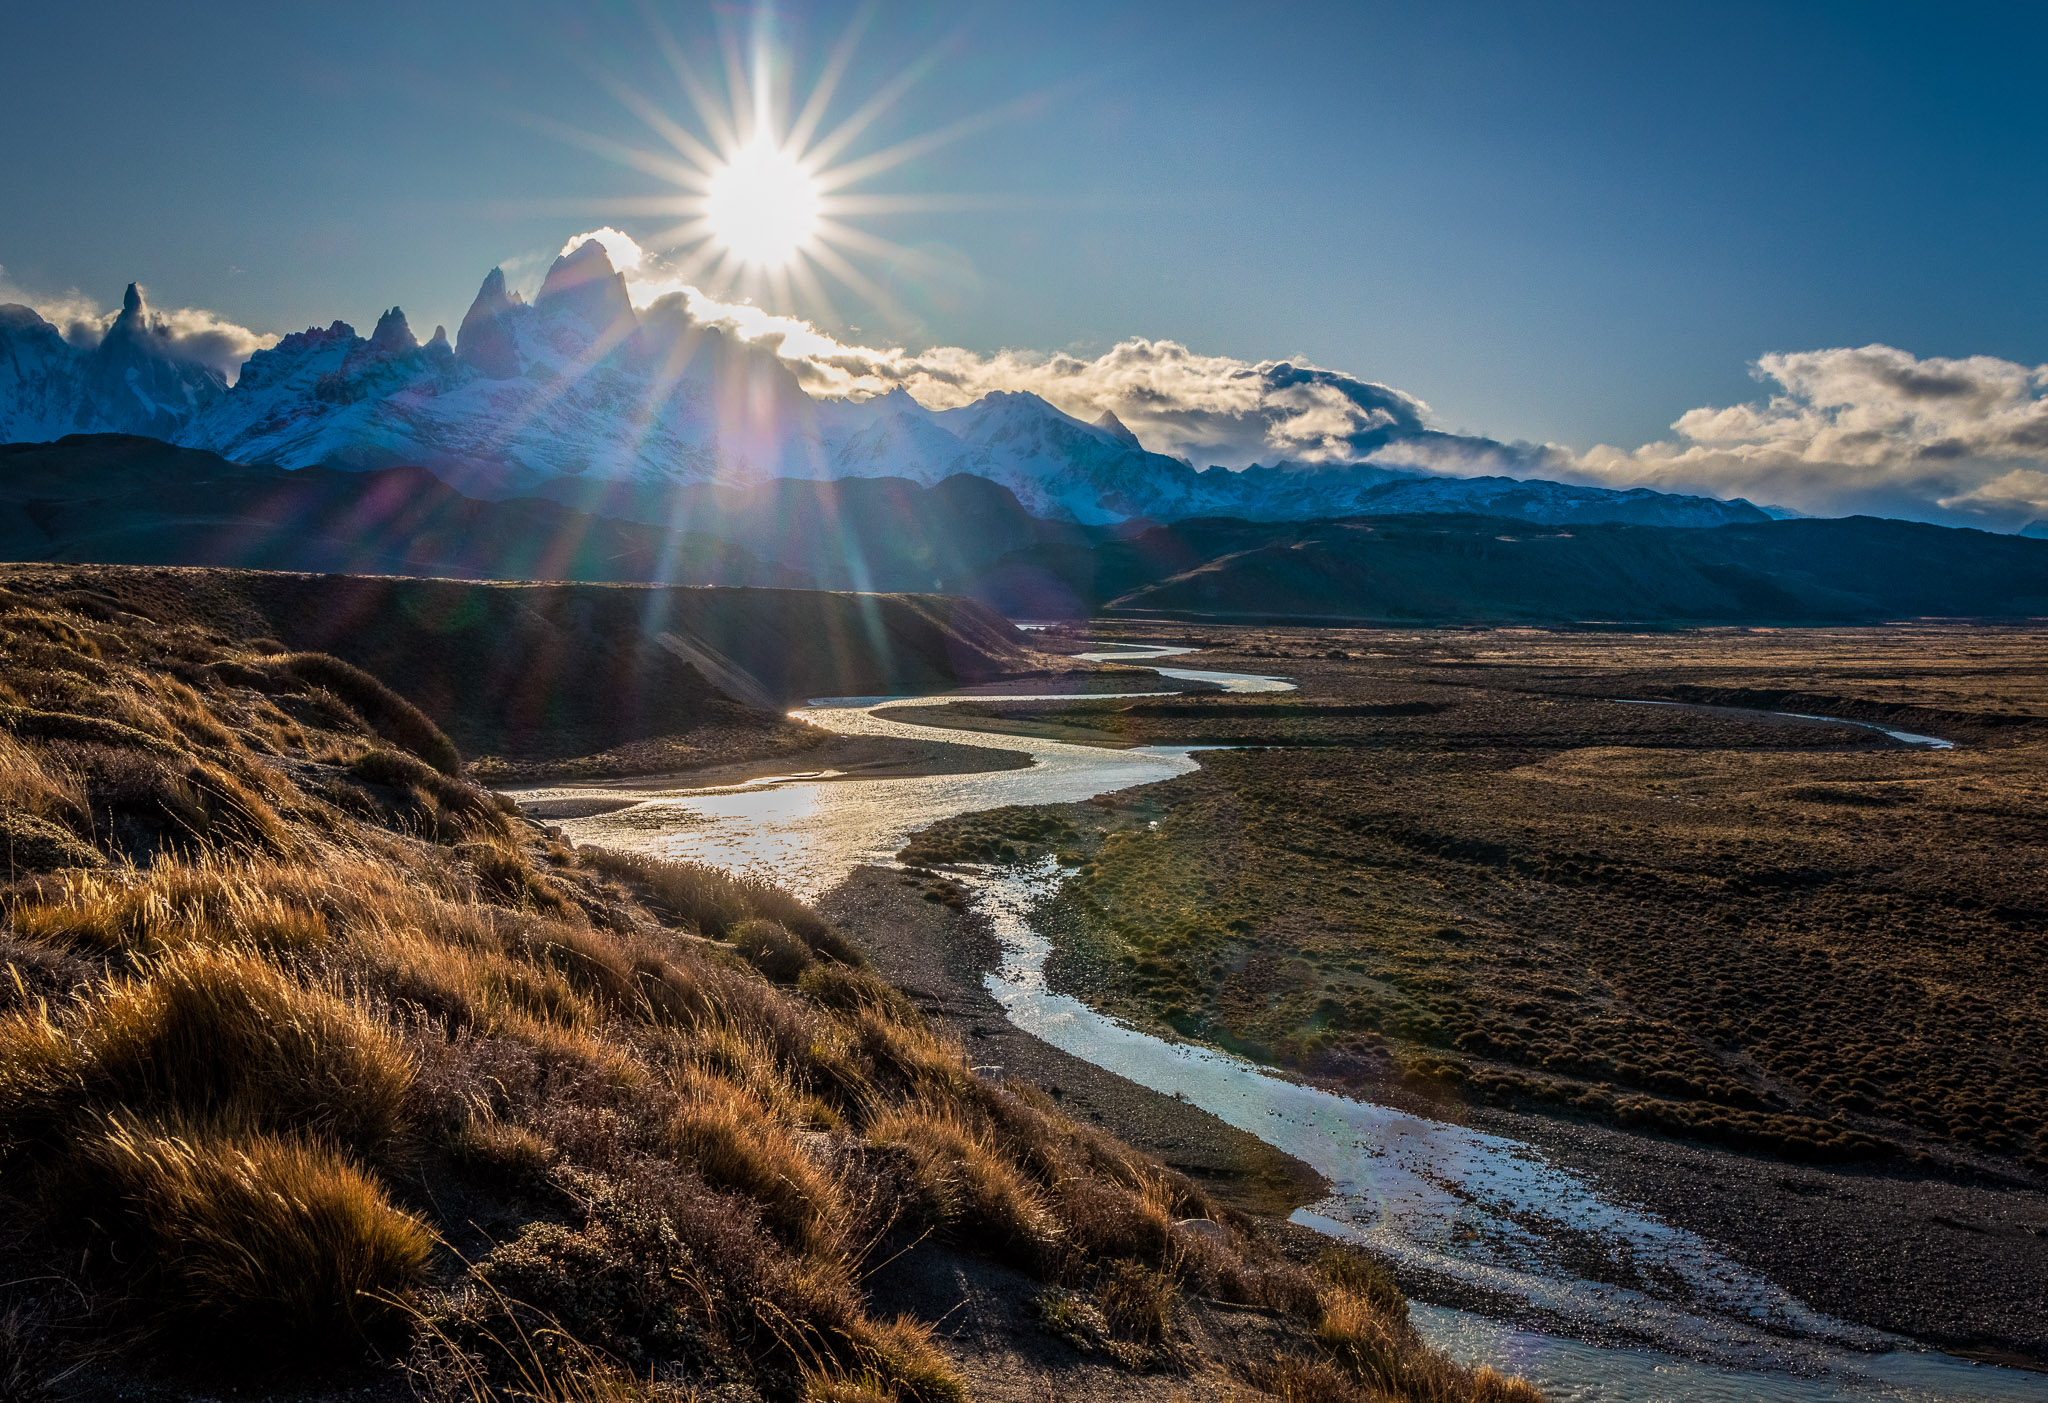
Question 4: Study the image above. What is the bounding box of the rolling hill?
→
[973,514,2048,624]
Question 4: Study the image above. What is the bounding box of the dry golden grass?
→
[0,944,415,1162]
[77,1117,431,1364]
[0,580,1532,1402]
[866,1101,1059,1264]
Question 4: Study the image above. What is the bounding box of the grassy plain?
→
[0,574,1537,1403]
[902,624,2048,1180]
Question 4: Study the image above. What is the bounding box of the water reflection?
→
[974,858,2039,1403]
[516,654,2024,1401]
[529,687,1245,899]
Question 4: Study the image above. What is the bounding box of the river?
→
[516,646,2035,1403]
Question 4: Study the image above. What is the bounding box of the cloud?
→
[537,228,1447,469]
[560,234,2048,525]
[772,334,1442,468]
[1563,345,2048,527]
[0,265,276,383]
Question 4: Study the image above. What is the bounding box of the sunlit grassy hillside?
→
[0,574,1538,1402]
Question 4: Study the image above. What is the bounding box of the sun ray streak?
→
[589,65,727,174]
[785,1,874,156]
[814,218,949,272]
[787,257,847,335]
[801,39,950,171]
[814,90,1046,192]
[721,25,758,143]
[506,108,708,190]
[804,239,911,328]
[643,3,742,154]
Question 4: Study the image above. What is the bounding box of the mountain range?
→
[4,435,2044,625]
[0,240,1771,530]
[977,513,2048,624]
[0,436,801,587]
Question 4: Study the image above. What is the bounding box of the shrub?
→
[77,1119,431,1366]
[1094,1257,1178,1344]
[732,918,815,982]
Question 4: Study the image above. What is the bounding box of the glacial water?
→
[518,647,2032,1402]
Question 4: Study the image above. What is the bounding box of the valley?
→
[880,625,2048,1369]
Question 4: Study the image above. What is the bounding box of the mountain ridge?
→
[1,244,1773,529]
[1,436,2044,626]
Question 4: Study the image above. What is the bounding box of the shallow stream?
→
[521,646,2032,1402]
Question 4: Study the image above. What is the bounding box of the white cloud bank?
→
[1567,345,2048,528]
[560,231,2048,528]
[0,265,277,383]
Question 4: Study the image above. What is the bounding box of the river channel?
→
[517,646,2035,1403]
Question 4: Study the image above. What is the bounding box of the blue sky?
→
[4,1,2046,520]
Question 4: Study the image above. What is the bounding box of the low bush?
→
[731,917,815,982]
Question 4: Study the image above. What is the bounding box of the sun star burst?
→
[522,4,1036,331]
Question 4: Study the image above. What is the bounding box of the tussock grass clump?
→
[78,1118,431,1365]
[1094,1257,1179,1344]
[581,845,836,948]
[267,652,462,776]
[0,945,414,1162]
[11,856,332,958]
[732,916,817,982]
[866,1102,1057,1265]
[665,1066,846,1252]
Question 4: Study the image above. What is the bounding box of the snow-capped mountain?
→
[0,284,226,441]
[1,243,1769,528]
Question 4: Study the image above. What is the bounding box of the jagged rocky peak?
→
[534,238,636,341]
[1093,408,1143,449]
[457,267,521,379]
[100,283,154,349]
[75,280,228,436]
[368,307,418,356]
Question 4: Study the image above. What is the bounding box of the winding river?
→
[517,646,2034,1403]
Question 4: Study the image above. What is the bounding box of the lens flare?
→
[704,141,821,269]
[518,6,1042,327]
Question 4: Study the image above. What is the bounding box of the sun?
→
[704,140,820,269]
[529,6,1033,325]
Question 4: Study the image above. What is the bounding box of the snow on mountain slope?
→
[187,243,829,495]
[0,285,225,441]
[4,242,1770,528]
